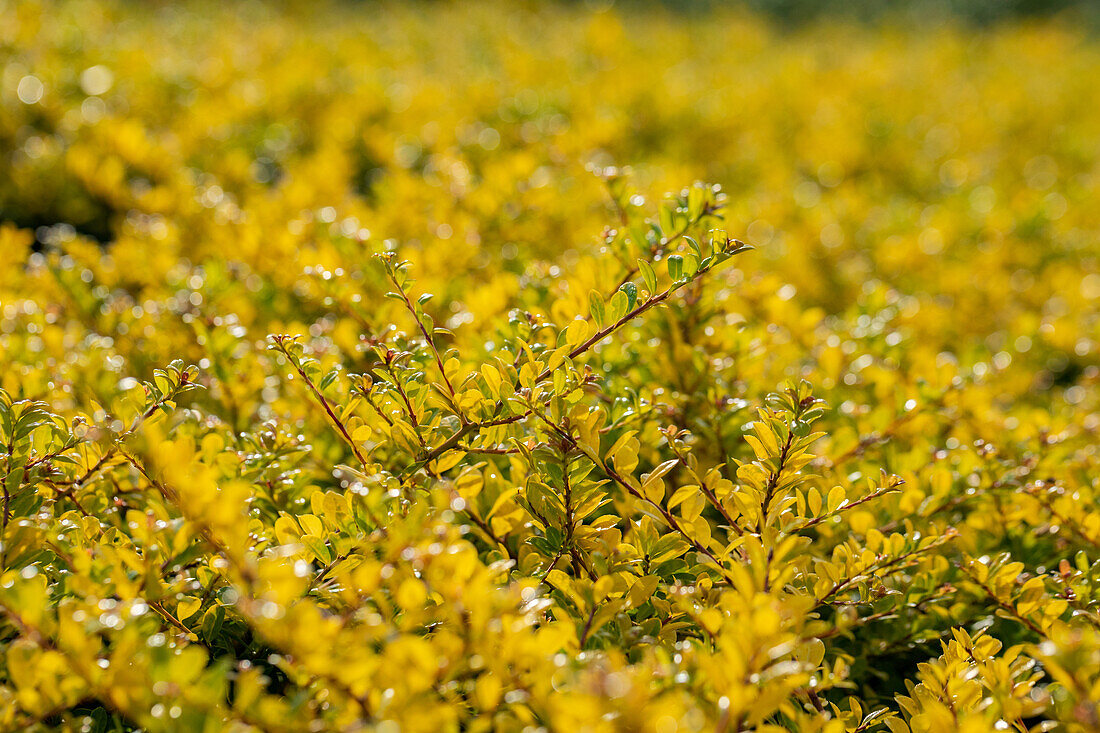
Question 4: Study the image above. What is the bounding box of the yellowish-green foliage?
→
[2,1,1099,731]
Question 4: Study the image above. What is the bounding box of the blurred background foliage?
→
[652,0,1097,25]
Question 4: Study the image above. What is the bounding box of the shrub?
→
[1,2,1099,732]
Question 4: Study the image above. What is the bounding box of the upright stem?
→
[400,245,750,480]
[273,338,369,468]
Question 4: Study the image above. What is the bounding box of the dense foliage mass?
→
[2,1,1099,731]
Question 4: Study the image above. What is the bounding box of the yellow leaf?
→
[396,578,427,609]
[565,317,590,348]
[644,476,665,504]
[176,595,202,621]
[628,575,659,606]
[475,673,502,709]
[274,515,300,544]
[298,514,324,536]
[681,492,705,523]
[431,449,465,474]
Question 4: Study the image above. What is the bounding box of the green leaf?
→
[318,370,339,391]
[682,253,699,279]
[667,255,684,282]
[683,236,701,258]
[608,290,629,323]
[688,186,705,220]
[658,205,674,236]
[201,604,225,641]
[588,290,605,328]
[301,536,333,564]
[638,259,657,295]
[619,281,638,311]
